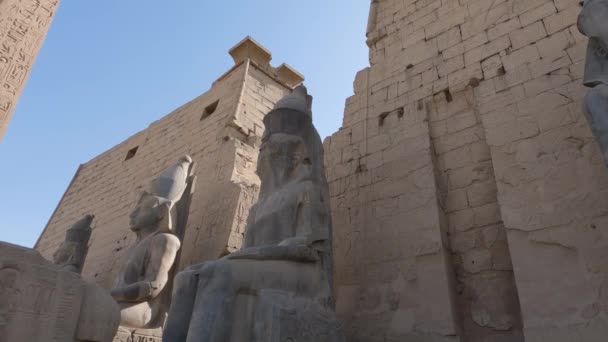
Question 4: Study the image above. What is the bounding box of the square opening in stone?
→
[201,100,219,121]
[125,146,138,161]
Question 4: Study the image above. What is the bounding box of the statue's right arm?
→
[110,282,152,303]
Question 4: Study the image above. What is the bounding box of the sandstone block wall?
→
[0,0,58,141]
[325,0,608,341]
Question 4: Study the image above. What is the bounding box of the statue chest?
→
[120,238,154,284]
[250,188,301,245]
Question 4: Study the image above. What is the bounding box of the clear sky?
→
[0,1,370,247]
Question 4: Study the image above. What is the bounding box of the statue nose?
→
[577,14,585,35]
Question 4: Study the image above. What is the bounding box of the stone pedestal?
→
[113,327,163,342]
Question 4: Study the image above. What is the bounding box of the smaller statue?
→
[53,214,94,273]
[110,156,192,329]
[578,0,608,166]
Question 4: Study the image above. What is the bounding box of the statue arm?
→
[228,185,324,262]
[111,234,180,302]
[280,184,328,247]
[227,244,319,262]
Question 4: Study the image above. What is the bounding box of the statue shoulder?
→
[151,233,181,251]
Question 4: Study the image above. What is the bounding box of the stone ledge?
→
[276,63,305,88]
[228,36,304,89]
[229,36,272,66]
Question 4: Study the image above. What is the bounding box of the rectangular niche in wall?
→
[201,100,219,121]
[125,146,138,161]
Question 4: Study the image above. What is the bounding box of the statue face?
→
[129,194,165,231]
[258,133,307,187]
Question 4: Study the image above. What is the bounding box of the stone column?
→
[0,0,59,141]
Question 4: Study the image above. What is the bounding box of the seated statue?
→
[53,214,94,273]
[110,156,193,329]
[579,0,608,166]
[163,85,344,342]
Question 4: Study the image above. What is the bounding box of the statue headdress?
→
[264,85,313,135]
[149,155,193,203]
[140,155,193,233]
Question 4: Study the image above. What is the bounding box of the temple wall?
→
[325,0,608,341]
[0,0,58,140]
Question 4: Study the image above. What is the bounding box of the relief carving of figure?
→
[110,156,193,329]
[579,0,608,166]
[53,214,94,273]
[163,85,344,342]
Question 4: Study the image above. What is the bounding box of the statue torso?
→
[117,232,173,287]
[245,181,311,248]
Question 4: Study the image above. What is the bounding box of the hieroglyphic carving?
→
[0,0,59,140]
[113,330,162,342]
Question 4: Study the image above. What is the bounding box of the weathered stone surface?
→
[0,0,59,140]
[0,241,120,342]
[163,86,344,342]
[53,214,94,273]
[324,0,607,341]
[27,2,608,341]
[579,0,608,167]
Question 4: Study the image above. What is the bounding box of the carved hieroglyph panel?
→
[113,330,162,342]
[0,0,59,140]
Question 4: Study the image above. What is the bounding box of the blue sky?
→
[0,1,369,247]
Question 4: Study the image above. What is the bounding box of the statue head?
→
[258,133,310,189]
[129,193,172,233]
[258,85,322,193]
[128,155,193,235]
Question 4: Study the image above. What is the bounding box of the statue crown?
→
[273,84,313,118]
[149,155,193,203]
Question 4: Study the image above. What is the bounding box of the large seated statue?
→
[579,0,608,167]
[163,85,344,342]
[110,156,193,330]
